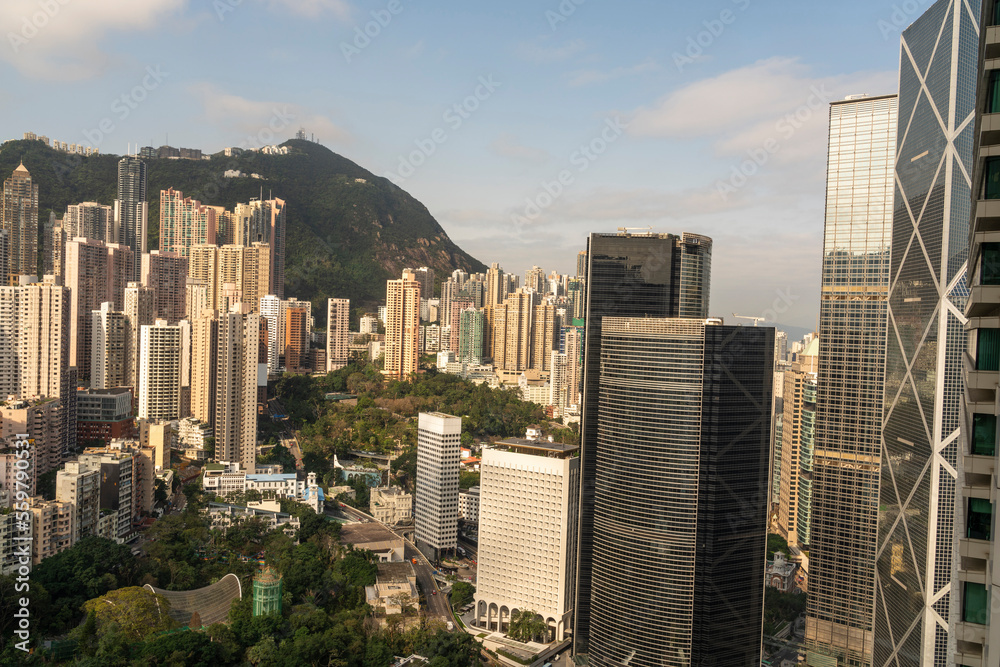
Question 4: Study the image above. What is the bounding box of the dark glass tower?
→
[574,231,716,659]
[115,155,147,283]
[583,318,772,666]
[875,1,981,665]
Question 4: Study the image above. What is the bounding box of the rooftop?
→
[494,438,579,457]
[340,522,403,547]
[377,561,415,584]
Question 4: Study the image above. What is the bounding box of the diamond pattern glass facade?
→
[805,94,898,667]
[874,2,980,666]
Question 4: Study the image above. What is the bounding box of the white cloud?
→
[490,134,550,163]
[568,60,659,87]
[515,38,586,63]
[189,83,352,147]
[1,0,186,80]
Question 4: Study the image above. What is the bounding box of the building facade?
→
[415,412,460,559]
[474,439,579,642]
[804,93,898,667]
[384,270,421,380]
[2,163,38,283]
[138,321,182,422]
[581,319,772,667]
[327,298,350,371]
[114,156,147,283]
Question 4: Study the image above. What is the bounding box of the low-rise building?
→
[28,497,74,564]
[370,487,413,525]
[176,417,212,460]
[340,522,405,562]
[56,460,100,541]
[766,552,803,594]
[366,561,418,614]
[204,501,300,539]
[76,387,134,445]
[458,486,480,524]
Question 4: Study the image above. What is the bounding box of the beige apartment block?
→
[141,250,188,324]
[327,297,350,371]
[384,270,420,379]
[138,321,182,422]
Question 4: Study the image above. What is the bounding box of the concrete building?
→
[0,398,65,477]
[283,303,309,373]
[123,282,154,393]
[190,310,218,426]
[90,302,127,389]
[27,497,73,564]
[340,522,406,562]
[232,197,285,298]
[65,237,133,383]
[189,243,270,314]
[0,510,19,574]
[457,308,485,365]
[185,279,210,322]
[76,387,134,445]
[776,338,818,549]
[474,439,579,641]
[79,447,135,541]
[953,2,1000,664]
[138,321,182,422]
[2,163,38,283]
[215,307,261,472]
[63,201,113,242]
[327,297,350,371]
[141,250,188,324]
[804,93,899,667]
[0,285,19,396]
[158,188,217,258]
[415,412,460,559]
[56,460,100,542]
[384,269,421,380]
[366,561,419,614]
[370,486,413,525]
[458,486,480,524]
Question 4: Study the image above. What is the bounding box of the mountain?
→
[0,138,486,322]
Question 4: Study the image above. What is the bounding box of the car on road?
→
[432,590,437,595]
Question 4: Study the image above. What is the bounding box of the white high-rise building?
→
[326,298,350,372]
[138,320,182,421]
[474,438,580,641]
[415,412,461,559]
[56,460,100,542]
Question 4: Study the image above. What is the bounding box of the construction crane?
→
[733,313,766,326]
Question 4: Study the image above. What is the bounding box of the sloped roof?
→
[144,573,243,627]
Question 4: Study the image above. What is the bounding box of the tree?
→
[154,479,168,505]
[82,587,177,641]
[450,581,475,610]
[507,609,547,643]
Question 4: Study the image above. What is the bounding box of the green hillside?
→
[0,138,485,323]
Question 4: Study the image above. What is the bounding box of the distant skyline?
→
[0,0,914,328]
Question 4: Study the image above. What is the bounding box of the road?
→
[335,502,455,626]
[268,397,304,470]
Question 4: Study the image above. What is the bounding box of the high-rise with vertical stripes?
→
[805,93,897,667]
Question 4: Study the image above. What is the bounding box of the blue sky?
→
[0,0,920,329]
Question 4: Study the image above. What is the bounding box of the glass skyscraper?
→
[805,93,898,667]
[573,231,697,656]
[875,1,980,665]
[584,318,772,666]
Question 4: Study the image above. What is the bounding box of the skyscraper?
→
[283,304,309,373]
[574,231,711,656]
[114,156,147,283]
[123,282,154,394]
[874,2,981,665]
[138,320,182,422]
[141,250,188,324]
[954,2,1000,664]
[804,93,897,667]
[234,197,285,298]
[215,307,260,473]
[189,309,218,426]
[158,188,217,258]
[2,163,39,283]
[584,318,773,666]
[326,298,350,372]
[776,338,818,548]
[384,269,420,379]
[415,412,461,561]
[90,302,127,390]
[63,202,113,243]
[676,232,713,319]
[457,308,485,365]
[474,438,580,641]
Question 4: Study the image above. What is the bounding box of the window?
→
[963,582,990,625]
[978,329,1000,371]
[968,498,993,541]
[990,71,1000,114]
[973,414,998,456]
[986,158,1000,200]
[983,244,1000,285]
